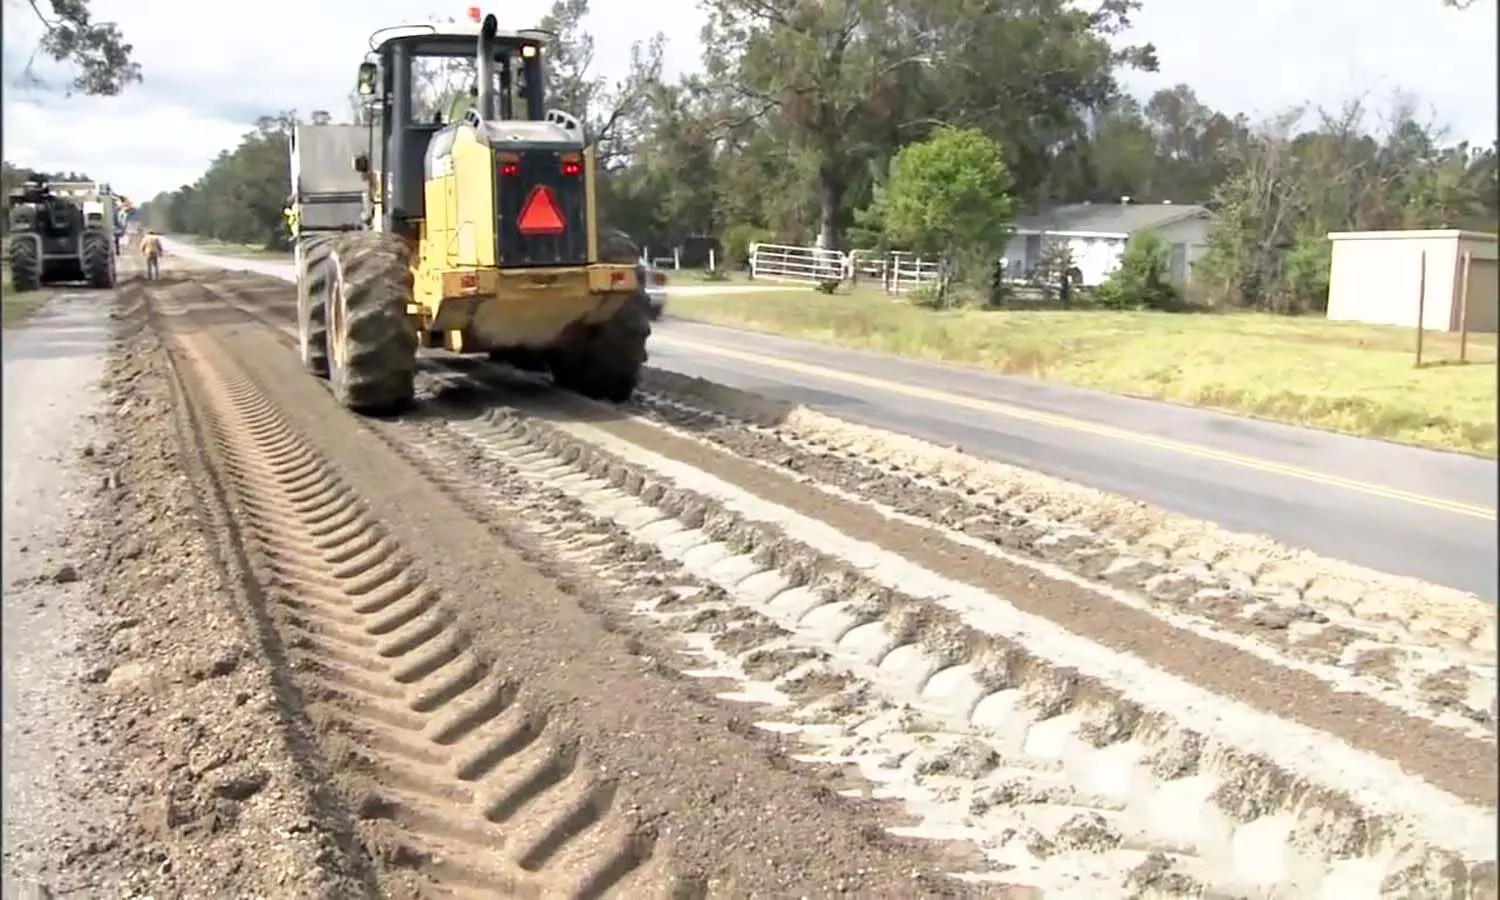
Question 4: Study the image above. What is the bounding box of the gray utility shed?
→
[1003,201,1213,286]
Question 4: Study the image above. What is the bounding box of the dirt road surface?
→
[1,260,1494,898]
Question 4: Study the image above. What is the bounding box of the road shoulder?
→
[3,290,126,893]
[3,282,364,897]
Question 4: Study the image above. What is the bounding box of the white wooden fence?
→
[748,242,849,284]
[750,242,945,294]
[641,246,719,270]
[848,250,944,295]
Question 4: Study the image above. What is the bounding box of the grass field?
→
[668,287,1500,456]
[1,267,51,328]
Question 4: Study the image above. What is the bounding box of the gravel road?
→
[2,290,125,896]
[2,263,1493,898]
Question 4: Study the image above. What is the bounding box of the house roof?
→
[1013,203,1210,236]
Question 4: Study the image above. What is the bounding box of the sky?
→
[2,0,1495,202]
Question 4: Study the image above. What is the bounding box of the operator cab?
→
[354,14,590,267]
[357,19,553,230]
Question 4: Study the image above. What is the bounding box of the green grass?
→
[668,288,1500,457]
[1,267,52,328]
[657,268,741,285]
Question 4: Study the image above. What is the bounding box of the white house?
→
[1002,200,1213,287]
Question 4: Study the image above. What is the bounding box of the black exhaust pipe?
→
[475,13,500,121]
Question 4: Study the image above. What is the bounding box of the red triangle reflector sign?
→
[517,185,566,236]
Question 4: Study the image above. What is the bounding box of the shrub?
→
[1096,230,1181,311]
[723,222,775,269]
[1281,234,1332,314]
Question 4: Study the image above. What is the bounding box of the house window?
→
[1170,242,1188,280]
[1024,234,1043,268]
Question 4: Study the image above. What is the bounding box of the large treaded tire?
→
[7,237,40,292]
[326,232,416,415]
[81,231,115,289]
[550,292,652,404]
[296,233,333,378]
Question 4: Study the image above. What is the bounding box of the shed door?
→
[1459,257,1498,334]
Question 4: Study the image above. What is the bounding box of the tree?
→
[537,0,664,169]
[700,0,929,249]
[1096,230,1178,310]
[862,127,1014,302]
[1192,94,1492,313]
[151,114,296,250]
[154,0,1495,313]
[10,0,140,95]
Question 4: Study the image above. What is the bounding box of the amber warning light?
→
[516,186,566,236]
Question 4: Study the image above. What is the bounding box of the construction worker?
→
[139,230,163,281]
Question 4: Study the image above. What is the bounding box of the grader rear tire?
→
[550,292,652,403]
[8,238,40,292]
[325,232,417,415]
[297,233,333,378]
[82,232,115,289]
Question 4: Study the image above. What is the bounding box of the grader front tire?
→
[297,234,333,378]
[326,232,417,415]
[81,232,115,289]
[8,238,40,292]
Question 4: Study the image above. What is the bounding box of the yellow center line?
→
[652,334,1498,522]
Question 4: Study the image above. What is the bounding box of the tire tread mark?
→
[180,345,674,898]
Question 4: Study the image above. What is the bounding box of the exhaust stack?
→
[475,13,499,121]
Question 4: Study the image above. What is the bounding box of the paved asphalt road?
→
[161,238,1499,601]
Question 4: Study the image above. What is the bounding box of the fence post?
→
[708,248,716,271]
[673,247,681,270]
[1457,250,1472,363]
[1415,250,1427,367]
[747,242,758,280]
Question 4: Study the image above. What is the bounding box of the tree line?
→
[120,0,1497,314]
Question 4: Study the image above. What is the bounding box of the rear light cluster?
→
[497,149,589,266]
[650,271,667,287]
[498,156,582,179]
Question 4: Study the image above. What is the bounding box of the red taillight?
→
[500,163,519,177]
[560,161,582,177]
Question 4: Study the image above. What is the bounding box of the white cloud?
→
[1,0,1494,202]
[1120,0,1498,145]
[0,0,706,200]
[1,96,249,200]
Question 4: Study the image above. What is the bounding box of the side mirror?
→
[353,153,370,174]
[356,62,378,98]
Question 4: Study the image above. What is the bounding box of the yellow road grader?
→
[284,12,648,414]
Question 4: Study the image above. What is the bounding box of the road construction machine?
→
[284,11,649,415]
[6,174,119,291]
